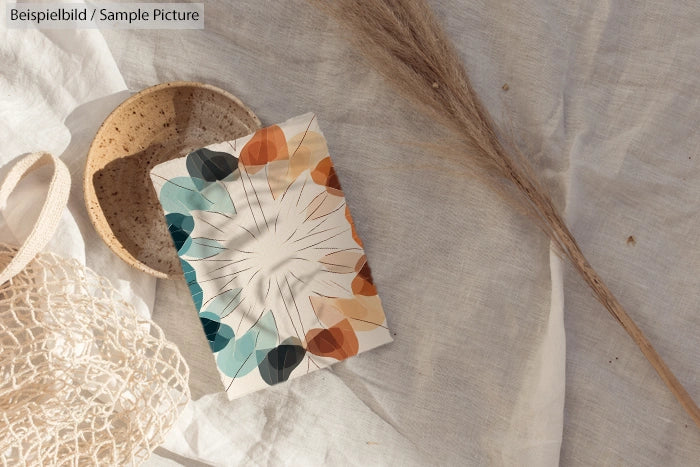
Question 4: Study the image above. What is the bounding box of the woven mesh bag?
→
[0,153,190,466]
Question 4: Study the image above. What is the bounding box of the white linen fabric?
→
[0,24,156,321]
[2,0,699,465]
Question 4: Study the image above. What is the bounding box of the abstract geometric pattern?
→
[151,113,392,399]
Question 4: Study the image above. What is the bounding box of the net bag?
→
[0,153,190,466]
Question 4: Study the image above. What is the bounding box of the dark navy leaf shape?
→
[166,213,194,252]
[199,311,234,352]
[257,343,306,385]
[186,148,238,182]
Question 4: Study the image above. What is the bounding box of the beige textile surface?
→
[101,1,700,464]
[5,0,698,464]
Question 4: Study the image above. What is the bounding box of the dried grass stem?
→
[315,0,700,427]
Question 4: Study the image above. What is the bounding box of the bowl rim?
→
[83,81,262,279]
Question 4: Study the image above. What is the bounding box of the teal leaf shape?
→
[217,310,278,379]
[158,176,236,215]
[180,258,203,311]
[206,287,244,319]
[180,237,225,259]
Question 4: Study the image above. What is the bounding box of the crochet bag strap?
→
[0,152,71,285]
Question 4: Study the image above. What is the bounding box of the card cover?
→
[150,113,392,399]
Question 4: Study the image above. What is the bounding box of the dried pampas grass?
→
[314,0,700,427]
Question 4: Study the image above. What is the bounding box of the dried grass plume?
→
[313,0,700,427]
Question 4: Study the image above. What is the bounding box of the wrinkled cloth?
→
[0,27,155,318]
[3,0,699,465]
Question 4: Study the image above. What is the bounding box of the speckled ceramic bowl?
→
[84,82,261,279]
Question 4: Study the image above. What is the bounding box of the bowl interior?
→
[85,82,261,278]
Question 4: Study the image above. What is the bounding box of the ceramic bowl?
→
[84,81,261,279]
